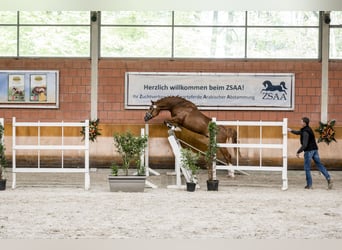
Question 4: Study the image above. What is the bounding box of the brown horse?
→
[144,96,238,167]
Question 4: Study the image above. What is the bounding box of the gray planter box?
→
[108,175,146,192]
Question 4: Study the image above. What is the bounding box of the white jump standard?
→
[213,118,288,190]
[167,127,195,189]
[12,117,90,190]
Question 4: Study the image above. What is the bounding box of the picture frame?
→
[0,70,59,109]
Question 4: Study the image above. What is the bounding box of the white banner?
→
[125,72,294,110]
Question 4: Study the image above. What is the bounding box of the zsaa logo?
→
[261,80,288,100]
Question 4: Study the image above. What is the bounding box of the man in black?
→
[288,117,333,189]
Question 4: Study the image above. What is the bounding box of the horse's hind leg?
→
[225,128,240,177]
[227,128,240,158]
[220,148,231,164]
[220,148,235,178]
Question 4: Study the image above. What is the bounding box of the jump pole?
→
[141,125,158,189]
[166,127,194,189]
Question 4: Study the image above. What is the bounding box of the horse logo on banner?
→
[261,80,287,94]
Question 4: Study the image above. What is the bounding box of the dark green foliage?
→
[113,131,148,176]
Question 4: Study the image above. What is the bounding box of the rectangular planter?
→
[108,175,146,192]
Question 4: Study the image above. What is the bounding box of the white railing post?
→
[84,119,90,190]
[38,120,41,169]
[61,120,64,169]
[282,118,288,190]
[141,126,158,189]
[12,117,16,189]
[166,128,193,189]
[236,120,240,167]
[141,128,147,176]
[167,130,182,188]
[259,121,262,167]
[144,123,159,177]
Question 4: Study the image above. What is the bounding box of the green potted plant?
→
[0,123,7,191]
[181,148,200,192]
[205,121,219,191]
[108,131,148,192]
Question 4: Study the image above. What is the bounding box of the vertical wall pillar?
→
[90,11,99,120]
[321,11,330,123]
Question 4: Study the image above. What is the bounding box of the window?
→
[101,11,172,57]
[173,11,245,58]
[330,11,342,59]
[0,11,90,57]
[101,11,320,59]
[0,11,339,59]
[0,11,18,57]
[247,11,319,58]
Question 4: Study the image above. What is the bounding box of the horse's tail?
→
[227,128,241,158]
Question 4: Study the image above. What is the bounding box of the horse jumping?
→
[144,96,239,172]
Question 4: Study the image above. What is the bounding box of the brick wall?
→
[1,58,341,125]
[0,59,91,123]
[97,59,342,125]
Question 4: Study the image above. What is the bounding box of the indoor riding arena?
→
[0,1,342,247]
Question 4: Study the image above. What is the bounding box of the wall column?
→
[90,11,99,120]
[321,11,330,123]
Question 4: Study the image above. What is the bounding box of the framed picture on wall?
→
[8,74,25,102]
[30,74,47,102]
[0,70,59,108]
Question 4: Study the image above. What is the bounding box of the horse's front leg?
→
[164,119,182,131]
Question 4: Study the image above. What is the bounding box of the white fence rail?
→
[214,118,288,190]
[12,117,90,190]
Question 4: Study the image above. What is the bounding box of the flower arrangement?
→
[80,118,101,142]
[315,119,336,145]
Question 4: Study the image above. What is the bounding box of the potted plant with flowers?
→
[0,123,7,191]
[205,121,219,191]
[108,131,148,192]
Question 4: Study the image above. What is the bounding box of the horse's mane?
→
[156,96,197,108]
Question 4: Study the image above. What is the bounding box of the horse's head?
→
[262,80,271,87]
[144,100,161,122]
